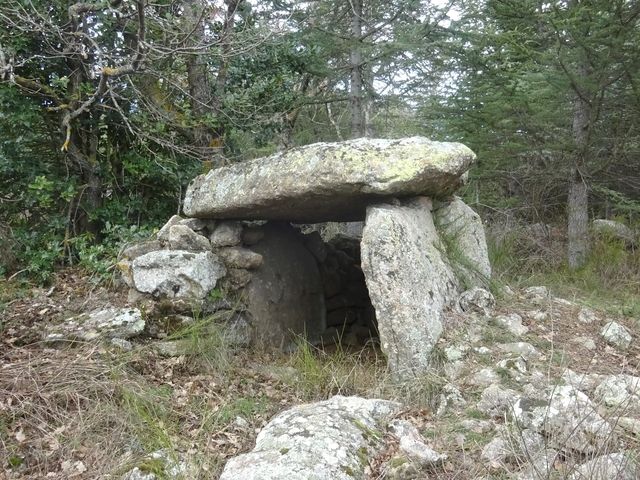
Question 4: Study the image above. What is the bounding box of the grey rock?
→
[388,419,447,465]
[601,321,632,349]
[184,137,476,223]
[122,467,156,480]
[132,250,226,299]
[168,224,211,251]
[219,395,402,480]
[469,368,501,388]
[618,417,640,435]
[241,226,265,245]
[436,383,467,416]
[361,197,459,380]
[434,196,492,283]
[498,342,541,361]
[45,308,144,343]
[481,436,510,468]
[224,268,252,290]
[444,344,467,362]
[243,223,325,348]
[460,419,493,434]
[569,452,638,480]
[178,217,208,232]
[458,287,495,315]
[494,313,529,336]
[577,307,598,324]
[524,286,550,300]
[592,219,636,245]
[477,385,520,417]
[561,369,603,393]
[302,231,328,263]
[119,240,163,261]
[218,247,263,270]
[156,214,182,243]
[513,385,616,454]
[594,375,640,410]
[572,336,597,350]
[209,221,243,247]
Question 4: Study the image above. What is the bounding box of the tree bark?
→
[349,0,364,138]
[567,60,591,269]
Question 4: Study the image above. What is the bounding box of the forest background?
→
[1,0,639,306]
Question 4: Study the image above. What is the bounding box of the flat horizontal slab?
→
[183,137,475,223]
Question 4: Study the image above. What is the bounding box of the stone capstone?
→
[219,395,402,480]
[184,137,476,223]
[131,250,226,299]
[361,197,459,379]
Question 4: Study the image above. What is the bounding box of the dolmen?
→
[119,137,491,380]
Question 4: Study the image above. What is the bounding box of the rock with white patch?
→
[434,196,492,284]
[219,396,402,480]
[45,308,144,343]
[361,197,459,379]
[184,137,476,223]
[168,224,211,251]
[458,287,495,315]
[494,313,528,337]
[513,385,616,454]
[132,250,226,299]
[477,385,520,418]
[569,452,638,480]
[601,321,632,349]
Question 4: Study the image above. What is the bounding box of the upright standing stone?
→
[434,196,491,284]
[361,197,459,380]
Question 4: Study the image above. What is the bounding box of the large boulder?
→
[183,137,475,223]
[434,196,491,284]
[361,197,459,379]
[131,250,226,300]
[219,396,402,480]
[243,223,326,348]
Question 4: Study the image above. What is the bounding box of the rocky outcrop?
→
[219,396,402,480]
[183,137,475,223]
[361,197,459,379]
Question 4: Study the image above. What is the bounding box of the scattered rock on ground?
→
[219,396,402,480]
[494,313,528,336]
[45,307,144,343]
[514,385,616,454]
[601,321,632,349]
[569,452,638,480]
[458,287,495,315]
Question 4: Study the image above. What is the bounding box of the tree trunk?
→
[567,167,588,269]
[349,0,364,138]
[567,60,591,269]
